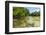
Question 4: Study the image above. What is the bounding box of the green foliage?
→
[29,11,40,16]
[13,7,29,18]
[13,7,40,19]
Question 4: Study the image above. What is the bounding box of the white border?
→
[9,3,43,32]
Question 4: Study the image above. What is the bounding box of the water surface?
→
[13,16,40,28]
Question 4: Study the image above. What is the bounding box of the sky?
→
[26,7,40,13]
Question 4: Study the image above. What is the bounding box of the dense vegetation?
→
[29,11,40,16]
[13,7,29,19]
[13,7,40,19]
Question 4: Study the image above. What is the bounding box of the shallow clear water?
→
[13,16,40,28]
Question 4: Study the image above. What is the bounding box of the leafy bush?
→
[13,7,29,19]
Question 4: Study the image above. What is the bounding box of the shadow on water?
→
[13,16,40,28]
